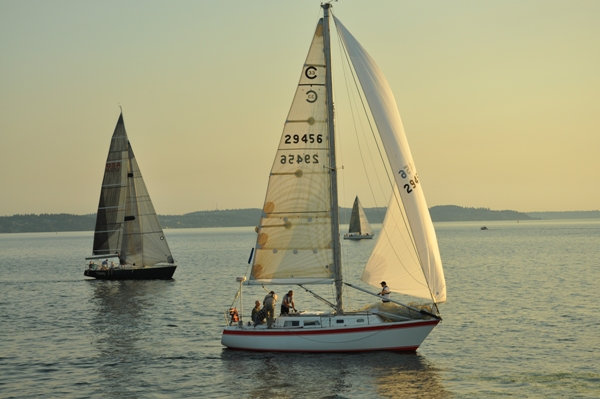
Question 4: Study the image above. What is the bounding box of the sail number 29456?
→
[284,134,323,144]
[399,166,419,194]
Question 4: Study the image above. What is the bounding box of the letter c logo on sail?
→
[305,66,317,79]
[306,90,318,103]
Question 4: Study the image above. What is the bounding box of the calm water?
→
[1,220,599,398]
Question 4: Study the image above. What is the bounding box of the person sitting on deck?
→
[229,308,239,325]
[251,300,265,326]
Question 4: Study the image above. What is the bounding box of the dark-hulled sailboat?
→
[84,113,176,280]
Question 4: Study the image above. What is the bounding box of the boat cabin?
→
[251,312,386,330]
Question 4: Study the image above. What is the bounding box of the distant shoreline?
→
[1,206,599,234]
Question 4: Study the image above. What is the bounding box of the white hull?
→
[222,313,439,352]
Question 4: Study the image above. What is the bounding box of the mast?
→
[322,3,343,313]
[124,143,139,265]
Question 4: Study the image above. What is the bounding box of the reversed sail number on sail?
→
[280,154,319,164]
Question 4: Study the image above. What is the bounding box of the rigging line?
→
[335,21,397,210]
[344,282,441,320]
[298,284,337,310]
[378,202,439,302]
[227,281,269,319]
[228,286,242,319]
[374,195,433,292]
[335,23,419,264]
[327,6,352,242]
[338,15,390,207]
[335,33,429,262]
[336,58,423,296]
[332,27,349,248]
[335,22,388,211]
[335,21,437,303]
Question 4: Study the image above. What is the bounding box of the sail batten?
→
[94,229,121,234]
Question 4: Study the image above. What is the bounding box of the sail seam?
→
[261,211,329,215]
[94,229,121,233]
[123,230,168,235]
[101,184,127,188]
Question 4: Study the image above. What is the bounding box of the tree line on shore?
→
[1,206,598,233]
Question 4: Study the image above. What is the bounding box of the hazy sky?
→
[1,0,598,216]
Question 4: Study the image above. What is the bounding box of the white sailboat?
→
[84,113,176,280]
[343,196,374,240]
[221,4,445,352]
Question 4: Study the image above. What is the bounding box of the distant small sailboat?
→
[84,113,176,280]
[480,226,488,230]
[221,3,445,353]
[343,196,374,240]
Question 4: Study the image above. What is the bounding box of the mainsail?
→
[249,20,335,285]
[92,114,173,267]
[335,17,446,303]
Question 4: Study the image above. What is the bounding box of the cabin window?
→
[357,318,365,323]
[284,320,300,327]
[303,320,320,326]
[336,319,344,324]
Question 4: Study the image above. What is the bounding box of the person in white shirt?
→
[378,281,390,303]
[280,290,297,315]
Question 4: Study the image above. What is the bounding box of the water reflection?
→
[370,352,447,398]
[88,280,172,398]
[220,350,448,398]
